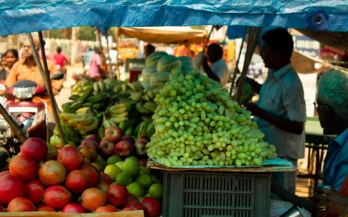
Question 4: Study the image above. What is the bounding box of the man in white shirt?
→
[202,43,230,87]
[245,28,306,193]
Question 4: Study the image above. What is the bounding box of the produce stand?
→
[0,210,144,217]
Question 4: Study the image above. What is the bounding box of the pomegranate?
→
[25,179,45,205]
[20,137,48,163]
[38,160,66,186]
[43,185,72,209]
[65,170,90,195]
[57,146,84,171]
[124,201,147,213]
[62,203,85,213]
[0,171,9,179]
[0,174,26,206]
[7,197,35,212]
[80,188,106,211]
[97,182,110,193]
[95,205,118,213]
[141,197,162,217]
[36,205,56,212]
[81,164,101,187]
[100,172,113,184]
[9,155,38,182]
[106,183,129,208]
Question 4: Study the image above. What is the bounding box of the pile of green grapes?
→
[146,68,277,167]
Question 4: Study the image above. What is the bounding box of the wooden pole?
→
[95,26,109,78]
[234,27,262,104]
[115,28,121,80]
[27,32,66,146]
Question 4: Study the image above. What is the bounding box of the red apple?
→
[104,126,123,142]
[85,134,102,144]
[140,197,162,217]
[128,193,138,202]
[121,136,135,144]
[100,172,113,185]
[115,140,134,156]
[95,205,117,213]
[98,139,116,157]
[137,136,151,143]
[139,158,148,167]
[135,140,147,156]
[106,183,129,208]
[124,201,147,215]
[79,139,98,151]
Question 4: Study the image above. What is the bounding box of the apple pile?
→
[0,137,162,217]
[103,155,163,202]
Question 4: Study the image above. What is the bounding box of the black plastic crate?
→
[163,171,271,217]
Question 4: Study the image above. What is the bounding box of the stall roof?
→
[117,27,207,44]
[1,1,348,36]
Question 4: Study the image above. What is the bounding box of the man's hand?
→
[202,56,209,66]
[244,103,260,116]
[311,187,348,217]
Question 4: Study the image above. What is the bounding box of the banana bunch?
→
[59,112,99,133]
[133,120,155,138]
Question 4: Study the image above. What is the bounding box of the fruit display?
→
[0,137,162,216]
[51,78,157,148]
[146,68,277,167]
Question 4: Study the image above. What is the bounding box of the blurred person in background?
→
[88,46,106,81]
[4,49,19,75]
[53,46,70,79]
[144,44,155,58]
[83,46,93,71]
[0,52,7,81]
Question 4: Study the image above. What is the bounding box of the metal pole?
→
[198,26,214,69]
[105,32,113,78]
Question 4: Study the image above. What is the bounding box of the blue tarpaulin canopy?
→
[1,0,348,36]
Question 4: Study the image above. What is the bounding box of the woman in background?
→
[4,49,19,75]
[0,52,7,81]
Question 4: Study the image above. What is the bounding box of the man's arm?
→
[247,78,262,94]
[202,57,220,82]
[244,103,304,135]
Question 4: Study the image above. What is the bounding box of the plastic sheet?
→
[1,1,348,36]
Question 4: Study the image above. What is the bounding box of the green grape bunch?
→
[146,68,277,167]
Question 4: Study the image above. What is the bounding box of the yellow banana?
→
[135,102,152,114]
[75,107,92,115]
[122,83,128,92]
[67,114,94,126]
[143,102,157,112]
[78,117,99,132]
[146,89,156,99]
[59,112,83,121]
[109,103,128,111]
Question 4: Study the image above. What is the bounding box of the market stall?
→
[0,1,348,217]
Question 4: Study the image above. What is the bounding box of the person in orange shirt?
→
[5,37,63,136]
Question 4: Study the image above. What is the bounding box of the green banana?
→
[129,91,143,101]
[79,117,99,132]
[136,102,152,114]
[70,101,84,111]
[67,114,95,126]
[143,101,157,112]
[98,125,105,138]
[104,82,114,90]
[109,116,128,124]
[68,94,80,101]
[92,103,103,110]
[82,84,93,91]
[82,102,92,107]
[138,121,149,137]
[114,84,122,93]
[142,94,151,102]
[77,86,93,102]
[86,94,106,104]
[146,122,155,137]
[134,122,142,137]
[109,106,128,115]
[141,115,153,122]
[119,117,140,132]
[127,83,136,91]
[61,102,74,113]
[128,109,142,119]
[93,82,100,93]
[98,81,105,91]
[122,83,128,92]
[146,89,156,99]
[118,97,137,105]
[124,125,134,136]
